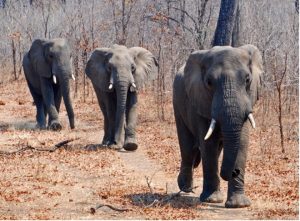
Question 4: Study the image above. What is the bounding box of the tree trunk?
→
[212,0,238,46]
[11,39,17,80]
[231,0,240,47]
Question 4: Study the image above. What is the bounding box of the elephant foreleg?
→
[225,123,251,208]
[54,85,62,113]
[27,82,46,129]
[200,119,223,203]
[40,78,61,131]
[174,110,198,193]
[124,92,138,151]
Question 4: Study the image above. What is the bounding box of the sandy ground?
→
[0,79,298,219]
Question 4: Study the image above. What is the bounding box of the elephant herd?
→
[22,38,264,208]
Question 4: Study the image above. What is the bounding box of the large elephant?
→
[173,45,263,208]
[85,44,158,151]
[23,38,75,130]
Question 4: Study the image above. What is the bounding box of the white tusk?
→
[72,74,75,81]
[204,119,216,140]
[108,83,113,90]
[53,75,57,84]
[132,82,136,88]
[248,113,256,129]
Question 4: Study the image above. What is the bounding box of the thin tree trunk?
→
[11,39,17,80]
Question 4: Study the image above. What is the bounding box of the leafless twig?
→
[90,203,130,214]
[0,138,78,155]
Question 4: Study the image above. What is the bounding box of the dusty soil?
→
[0,79,298,219]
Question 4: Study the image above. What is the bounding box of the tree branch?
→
[0,138,78,155]
[90,204,130,214]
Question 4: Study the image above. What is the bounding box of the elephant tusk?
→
[248,113,256,129]
[72,74,75,81]
[131,82,136,88]
[53,75,57,84]
[108,83,113,90]
[204,119,216,140]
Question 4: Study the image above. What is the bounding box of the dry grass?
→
[0,78,298,219]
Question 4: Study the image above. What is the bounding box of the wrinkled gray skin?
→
[85,44,158,151]
[173,45,263,208]
[23,38,75,130]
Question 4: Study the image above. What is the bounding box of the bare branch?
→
[90,204,130,214]
[0,139,78,155]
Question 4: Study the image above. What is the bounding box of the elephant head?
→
[184,44,263,181]
[28,38,75,129]
[85,44,158,145]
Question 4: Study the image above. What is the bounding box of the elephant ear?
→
[129,47,158,89]
[239,44,264,106]
[28,39,52,78]
[85,48,112,92]
[184,50,212,118]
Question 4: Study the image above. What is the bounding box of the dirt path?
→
[2,80,294,219]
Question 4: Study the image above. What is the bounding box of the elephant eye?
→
[48,53,54,60]
[205,77,213,90]
[245,73,251,85]
[106,64,112,72]
[131,64,136,73]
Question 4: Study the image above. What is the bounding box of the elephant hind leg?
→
[174,111,197,193]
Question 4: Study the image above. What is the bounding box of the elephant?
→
[23,38,75,130]
[85,44,158,151]
[173,44,263,208]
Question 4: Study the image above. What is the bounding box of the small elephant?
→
[23,38,75,130]
[85,44,158,151]
[173,45,263,208]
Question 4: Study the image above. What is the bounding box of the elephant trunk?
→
[212,77,244,181]
[220,129,241,181]
[114,81,129,145]
[59,73,75,129]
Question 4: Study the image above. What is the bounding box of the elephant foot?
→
[123,138,138,151]
[200,189,223,203]
[108,143,123,151]
[36,123,46,130]
[49,121,62,131]
[177,168,193,193]
[101,139,112,147]
[225,193,251,208]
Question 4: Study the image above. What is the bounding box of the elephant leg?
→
[124,92,138,151]
[48,85,62,126]
[106,92,116,145]
[54,85,62,113]
[99,99,111,146]
[27,82,46,129]
[94,87,114,146]
[40,78,61,131]
[200,121,223,203]
[225,124,251,208]
[174,110,198,193]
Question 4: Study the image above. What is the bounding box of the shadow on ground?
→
[0,121,36,131]
[127,192,200,209]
